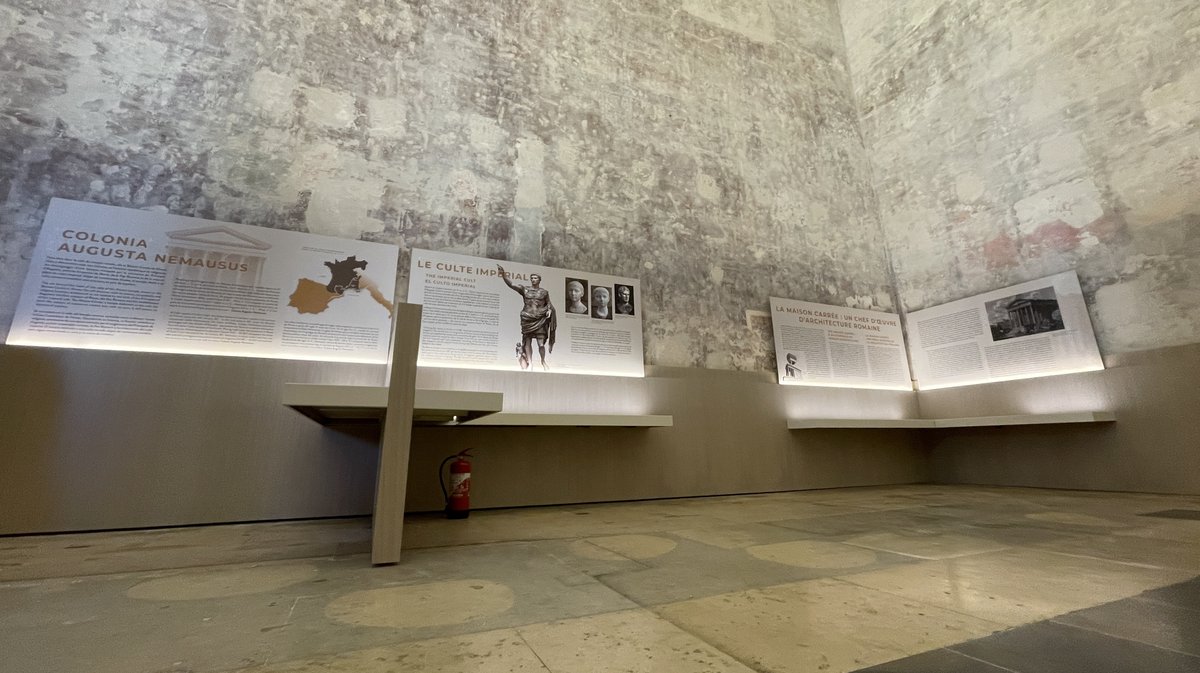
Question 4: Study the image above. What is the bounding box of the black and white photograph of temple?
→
[986,286,1066,341]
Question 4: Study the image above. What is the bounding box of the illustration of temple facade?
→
[164,226,272,285]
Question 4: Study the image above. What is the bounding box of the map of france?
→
[288,256,394,317]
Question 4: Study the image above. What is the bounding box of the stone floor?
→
[861,576,1200,672]
[3,485,1200,673]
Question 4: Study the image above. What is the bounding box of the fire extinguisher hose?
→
[438,453,456,506]
[439,450,472,507]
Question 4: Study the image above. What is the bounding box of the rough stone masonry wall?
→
[0,0,893,371]
[840,0,1200,355]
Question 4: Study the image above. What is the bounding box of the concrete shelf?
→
[931,411,1116,428]
[282,383,503,425]
[788,411,1115,430]
[788,418,936,429]
[283,374,670,563]
[282,385,672,427]
[461,413,673,427]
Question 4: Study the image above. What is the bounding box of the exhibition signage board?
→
[407,249,644,377]
[769,297,913,390]
[907,270,1103,390]
[7,199,400,363]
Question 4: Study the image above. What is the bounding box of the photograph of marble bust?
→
[614,284,635,316]
[591,286,612,320]
[565,278,589,314]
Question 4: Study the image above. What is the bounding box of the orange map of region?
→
[287,278,339,314]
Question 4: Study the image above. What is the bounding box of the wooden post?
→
[371,302,422,565]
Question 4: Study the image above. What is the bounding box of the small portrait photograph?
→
[614,284,635,316]
[985,286,1065,342]
[565,278,589,315]
[784,352,801,379]
[591,285,612,320]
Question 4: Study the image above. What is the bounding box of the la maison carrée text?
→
[775,305,899,329]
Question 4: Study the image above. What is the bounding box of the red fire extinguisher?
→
[439,450,472,519]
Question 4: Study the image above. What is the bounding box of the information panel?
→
[907,271,1103,390]
[408,249,644,377]
[7,198,399,363]
[769,297,912,390]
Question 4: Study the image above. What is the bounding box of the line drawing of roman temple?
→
[165,226,272,285]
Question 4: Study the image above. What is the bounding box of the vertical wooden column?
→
[371,302,422,565]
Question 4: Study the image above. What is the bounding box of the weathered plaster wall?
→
[841,0,1200,354]
[0,0,893,371]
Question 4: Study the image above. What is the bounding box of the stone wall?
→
[841,0,1200,355]
[0,0,893,370]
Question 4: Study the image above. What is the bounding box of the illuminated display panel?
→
[907,271,1104,390]
[7,199,400,364]
[769,297,913,391]
[408,249,645,377]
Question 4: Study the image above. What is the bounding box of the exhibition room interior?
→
[2,1,1200,672]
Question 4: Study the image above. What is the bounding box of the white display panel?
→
[7,199,399,363]
[907,270,1103,390]
[408,249,644,377]
[769,297,912,390]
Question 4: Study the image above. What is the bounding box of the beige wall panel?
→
[0,345,384,535]
[922,343,1200,495]
[405,366,928,511]
[0,347,926,535]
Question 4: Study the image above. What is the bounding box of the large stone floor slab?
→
[656,577,1004,673]
[838,546,1192,626]
[3,485,1199,673]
